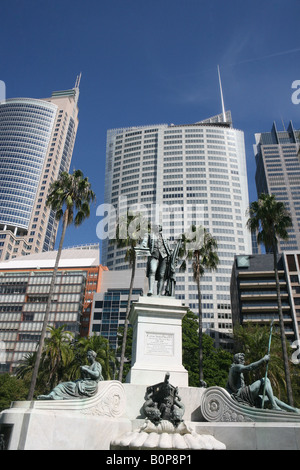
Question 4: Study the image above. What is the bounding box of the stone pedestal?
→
[126,296,189,387]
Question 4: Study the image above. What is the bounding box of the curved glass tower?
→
[0,98,57,230]
[0,83,79,261]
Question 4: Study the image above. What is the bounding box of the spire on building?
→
[217,65,226,123]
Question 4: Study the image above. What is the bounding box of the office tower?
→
[0,77,80,261]
[254,121,300,251]
[102,111,252,349]
[0,244,105,373]
[231,253,300,343]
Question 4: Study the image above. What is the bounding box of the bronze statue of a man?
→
[141,225,171,296]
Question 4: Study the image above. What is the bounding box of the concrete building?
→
[230,253,299,343]
[0,78,80,261]
[254,121,300,251]
[0,244,108,373]
[90,269,146,351]
[102,111,251,349]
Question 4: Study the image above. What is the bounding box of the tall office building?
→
[254,121,300,251]
[0,77,80,261]
[231,253,299,343]
[102,110,252,349]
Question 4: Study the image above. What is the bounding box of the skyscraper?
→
[0,77,80,261]
[254,121,300,251]
[102,110,251,348]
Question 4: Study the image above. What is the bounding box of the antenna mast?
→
[217,65,226,123]
[75,72,82,89]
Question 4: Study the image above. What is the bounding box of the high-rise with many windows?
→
[254,121,300,251]
[0,78,80,261]
[102,111,252,349]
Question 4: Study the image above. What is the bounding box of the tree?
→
[27,169,95,400]
[0,374,28,412]
[182,310,232,387]
[42,325,74,391]
[247,193,294,405]
[113,211,149,381]
[180,227,219,386]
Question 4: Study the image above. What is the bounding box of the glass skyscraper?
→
[0,80,80,261]
[254,121,300,251]
[102,111,252,348]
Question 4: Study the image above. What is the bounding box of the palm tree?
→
[180,226,219,386]
[42,325,74,390]
[247,193,294,405]
[113,211,149,381]
[27,169,95,400]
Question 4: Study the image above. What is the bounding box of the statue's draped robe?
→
[49,361,103,400]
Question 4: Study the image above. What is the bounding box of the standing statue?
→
[37,350,103,400]
[226,352,299,413]
[139,224,171,296]
[164,239,182,297]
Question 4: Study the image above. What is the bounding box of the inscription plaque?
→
[145,332,174,356]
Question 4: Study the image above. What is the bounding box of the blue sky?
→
[1,0,300,258]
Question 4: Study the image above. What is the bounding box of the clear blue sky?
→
[1,0,300,257]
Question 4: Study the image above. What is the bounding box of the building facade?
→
[231,253,300,343]
[0,80,80,261]
[0,245,107,373]
[90,269,146,351]
[102,112,252,349]
[254,121,300,251]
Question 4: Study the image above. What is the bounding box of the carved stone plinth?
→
[126,296,189,387]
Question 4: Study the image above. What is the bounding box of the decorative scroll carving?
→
[201,387,300,423]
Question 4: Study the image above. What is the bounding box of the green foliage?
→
[247,193,292,252]
[0,374,28,412]
[46,169,96,227]
[182,311,232,387]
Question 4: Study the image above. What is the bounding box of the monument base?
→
[126,296,189,387]
[1,381,300,450]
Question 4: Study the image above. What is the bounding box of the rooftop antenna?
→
[73,73,82,108]
[217,65,226,123]
[75,72,82,89]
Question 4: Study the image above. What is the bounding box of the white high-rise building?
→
[102,110,251,349]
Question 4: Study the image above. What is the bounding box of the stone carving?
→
[111,373,227,450]
[33,380,126,418]
[110,421,226,450]
[201,353,300,423]
[37,350,103,400]
[201,386,300,423]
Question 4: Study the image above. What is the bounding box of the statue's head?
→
[233,353,245,364]
[87,350,97,359]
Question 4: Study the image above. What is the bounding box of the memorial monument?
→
[126,225,189,386]
[1,223,300,450]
